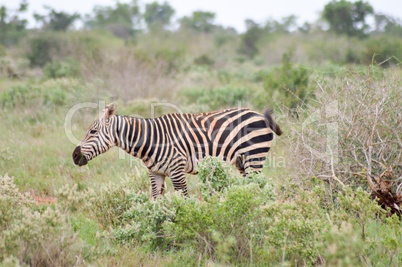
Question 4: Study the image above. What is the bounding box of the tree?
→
[144,2,175,31]
[34,6,80,31]
[0,0,28,46]
[265,15,298,34]
[323,0,373,38]
[238,19,264,59]
[84,0,141,38]
[374,14,402,37]
[179,11,216,33]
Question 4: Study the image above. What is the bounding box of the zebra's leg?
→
[243,155,267,175]
[149,171,166,199]
[169,170,188,196]
[235,154,246,177]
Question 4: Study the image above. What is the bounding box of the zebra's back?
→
[157,108,274,174]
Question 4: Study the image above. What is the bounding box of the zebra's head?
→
[72,103,117,166]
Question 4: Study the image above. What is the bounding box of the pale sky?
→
[2,0,402,32]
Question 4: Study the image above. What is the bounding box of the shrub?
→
[113,192,179,249]
[0,174,85,266]
[43,59,80,79]
[333,187,384,239]
[163,182,274,264]
[284,66,402,213]
[181,86,253,110]
[0,78,85,110]
[59,172,151,228]
[262,190,329,265]
[0,84,42,109]
[197,156,233,197]
[363,37,402,67]
[26,33,61,67]
[162,157,276,264]
[193,54,214,66]
[263,51,311,113]
[196,157,273,198]
[154,49,184,73]
[101,157,276,264]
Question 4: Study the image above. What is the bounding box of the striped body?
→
[73,104,281,198]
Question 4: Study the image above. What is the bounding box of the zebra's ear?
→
[101,103,116,123]
[105,103,116,118]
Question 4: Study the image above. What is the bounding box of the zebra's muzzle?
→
[72,146,88,166]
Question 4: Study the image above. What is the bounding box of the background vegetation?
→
[1,0,401,266]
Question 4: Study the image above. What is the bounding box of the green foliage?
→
[2,148,402,266]
[323,0,373,38]
[263,51,311,111]
[197,156,232,197]
[0,78,83,110]
[0,174,86,266]
[26,33,61,67]
[265,15,298,34]
[34,6,80,31]
[0,84,41,109]
[196,157,272,197]
[0,1,28,46]
[179,11,216,33]
[193,54,214,66]
[263,190,329,264]
[162,181,275,264]
[43,59,80,79]
[154,48,184,73]
[335,187,383,239]
[363,36,402,67]
[373,14,402,36]
[181,86,252,110]
[144,2,175,31]
[85,0,141,38]
[113,192,178,248]
[238,19,264,59]
[383,19,402,37]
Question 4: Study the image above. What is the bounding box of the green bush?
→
[43,59,80,79]
[181,86,252,110]
[263,191,329,264]
[196,157,272,198]
[163,182,274,264]
[193,54,215,66]
[263,51,311,112]
[197,156,232,197]
[113,192,179,249]
[363,37,402,67]
[0,78,84,110]
[26,34,61,67]
[0,174,86,266]
[93,186,144,229]
[319,187,402,266]
[155,49,185,73]
[4,163,402,266]
[99,157,277,264]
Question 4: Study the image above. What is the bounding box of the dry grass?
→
[283,67,402,212]
[81,47,182,101]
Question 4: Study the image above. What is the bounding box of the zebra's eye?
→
[90,129,97,135]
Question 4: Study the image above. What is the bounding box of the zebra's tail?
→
[263,109,282,136]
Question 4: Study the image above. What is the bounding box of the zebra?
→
[72,103,282,198]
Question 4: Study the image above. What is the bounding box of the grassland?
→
[1,27,402,266]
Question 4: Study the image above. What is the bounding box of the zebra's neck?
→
[113,115,155,161]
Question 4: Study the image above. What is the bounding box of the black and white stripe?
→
[72,104,282,198]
